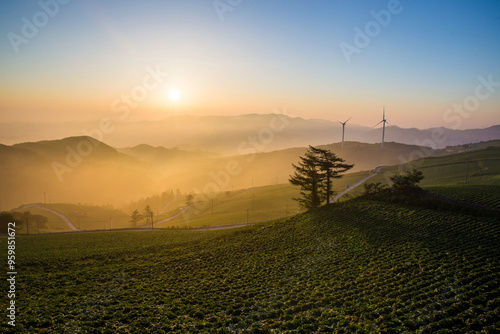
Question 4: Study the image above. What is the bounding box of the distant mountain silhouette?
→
[1,115,498,154]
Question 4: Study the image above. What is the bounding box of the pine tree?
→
[144,205,153,225]
[289,146,354,208]
[289,148,323,209]
[309,146,354,204]
[130,209,141,228]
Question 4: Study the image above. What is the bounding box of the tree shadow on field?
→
[307,199,500,257]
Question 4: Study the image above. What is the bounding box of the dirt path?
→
[330,166,384,203]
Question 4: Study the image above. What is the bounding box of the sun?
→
[169,89,180,101]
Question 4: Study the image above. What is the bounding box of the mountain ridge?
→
[2,132,499,210]
[1,114,498,153]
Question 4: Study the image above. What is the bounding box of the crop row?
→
[425,184,500,210]
[2,198,499,333]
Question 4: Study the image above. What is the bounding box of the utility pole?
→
[26,217,29,235]
[246,209,249,224]
[252,194,254,212]
[151,212,154,230]
[212,198,214,214]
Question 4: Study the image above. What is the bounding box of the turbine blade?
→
[344,117,352,124]
[373,120,383,127]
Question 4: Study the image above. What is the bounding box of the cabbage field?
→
[2,195,499,333]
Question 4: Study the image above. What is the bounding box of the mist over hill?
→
[2,130,499,210]
[1,114,498,154]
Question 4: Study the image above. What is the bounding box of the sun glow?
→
[169,89,180,101]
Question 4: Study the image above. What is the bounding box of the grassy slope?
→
[11,207,73,233]
[161,171,370,228]
[12,204,133,232]
[3,199,499,333]
[9,143,499,231]
[336,146,500,201]
[9,170,371,231]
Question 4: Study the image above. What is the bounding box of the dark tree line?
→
[363,169,425,196]
[289,146,354,209]
[0,211,48,234]
[130,205,154,227]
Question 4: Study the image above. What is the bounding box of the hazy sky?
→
[1,0,499,129]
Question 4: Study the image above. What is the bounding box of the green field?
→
[2,197,499,333]
[12,206,72,233]
[2,145,500,332]
[155,170,370,228]
[7,146,500,233]
[425,184,500,210]
[392,146,500,187]
[11,203,133,233]
[334,146,500,202]
[9,170,371,232]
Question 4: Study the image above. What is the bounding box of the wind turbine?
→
[374,107,388,149]
[338,117,351,148]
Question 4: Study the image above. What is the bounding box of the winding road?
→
[21,204,79,231]
[330,166,384,203]
[19,170,384,234]
[151,185,274,227]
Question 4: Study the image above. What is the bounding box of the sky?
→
[0,0,499,129]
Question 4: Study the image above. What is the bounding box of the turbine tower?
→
[374,107,388,149]
[338,117,351,148]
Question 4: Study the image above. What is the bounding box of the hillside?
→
[333,145,500,203]
[0,135,451,210]
[4,197,499,332]
[117,144,219,165]
[373,146,500,187]
[0,136,220,210]
[4,140,499,230]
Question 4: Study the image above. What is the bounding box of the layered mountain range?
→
[1,114,498,210]
[1,114,498,154]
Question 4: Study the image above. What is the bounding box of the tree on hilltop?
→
[130,209,142,228]
[289,146,354,209]
[144,205,153,225]
[289,148,323,209]
[390,168,424,194]
[309,146,354,203]
[0,212,15,234]
[363,168,425,198]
